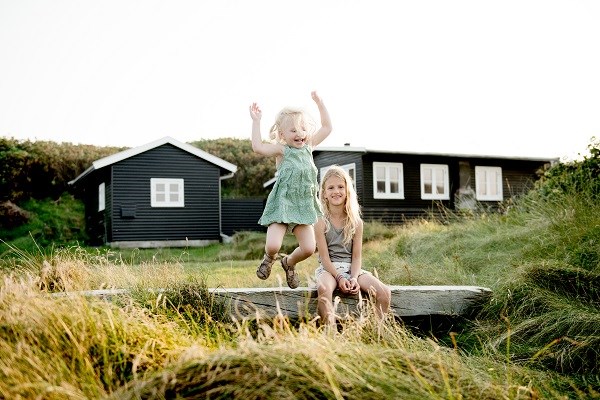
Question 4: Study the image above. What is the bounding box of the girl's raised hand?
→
[311,91,322,104]
[249,102,262,121]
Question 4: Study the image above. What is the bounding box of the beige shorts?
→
[314,261,371,282]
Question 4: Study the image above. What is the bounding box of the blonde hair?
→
[320,165,362,246]
[269,107,316,144]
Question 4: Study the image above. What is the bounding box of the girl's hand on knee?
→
[347,277,359,294]
[339,277,359,294]
[336,276,349,293]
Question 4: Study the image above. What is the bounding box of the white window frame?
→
[151,178,185,207]
[475,166,503,201]
[98,182,105,212]
[420,164,450,200]
[373,162,404,199]
[320,163,356,189]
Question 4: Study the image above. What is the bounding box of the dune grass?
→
[0,272,575,400]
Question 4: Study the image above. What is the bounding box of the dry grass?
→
[0,265,578,400]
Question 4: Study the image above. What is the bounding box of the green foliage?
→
[534,136,600,199]
[0,137,125,202]
[223,230,301,260]
[360,139,600,384]
[0,193,88,254]
[191,137,275,198]
[479,263,600,376]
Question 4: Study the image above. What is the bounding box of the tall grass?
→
[473,184,600,386]
[0,272,572,399]
[0,276,192,399]
[1,220,596,398]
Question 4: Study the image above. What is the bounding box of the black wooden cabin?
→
[69,136,237,248]
[311,146,558,223]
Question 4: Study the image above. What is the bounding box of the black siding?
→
[315,150,551,224]
[110,144,222,242]
[105,172,113,243]
[80,168,111,246]
[361,153,456,223]
[221,198,267,236]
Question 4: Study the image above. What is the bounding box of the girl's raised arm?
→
[310,91,332,147]
[250,102,283,157]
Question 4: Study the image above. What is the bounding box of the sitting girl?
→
[314,165,391,326]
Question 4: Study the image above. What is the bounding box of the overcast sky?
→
[1,0,599,161]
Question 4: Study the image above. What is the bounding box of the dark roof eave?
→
[313,146,559,163]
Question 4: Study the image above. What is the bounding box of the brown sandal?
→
[281,256,300,289]
[256,253,277,280]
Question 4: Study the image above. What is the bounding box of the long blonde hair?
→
[320,165,362,246]
[269,107,316,144]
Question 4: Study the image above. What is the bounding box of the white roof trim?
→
[69,136,237,185]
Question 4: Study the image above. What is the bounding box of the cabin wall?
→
[110,144,221,242]
[221,198,266,236]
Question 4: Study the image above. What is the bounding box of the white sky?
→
[1,0,599,161]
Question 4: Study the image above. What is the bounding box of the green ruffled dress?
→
[258,144,322,227]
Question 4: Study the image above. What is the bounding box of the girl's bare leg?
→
[286,224,316,266]
[316,273,338,327]
[264,223,287,257]
[357,274,391,319]
[257,223,288,280]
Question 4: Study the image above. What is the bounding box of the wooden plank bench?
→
[211,285,493,320]
[56,285,492,320]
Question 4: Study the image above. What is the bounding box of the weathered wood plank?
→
[210,285,493,320]
[55,285,492,320]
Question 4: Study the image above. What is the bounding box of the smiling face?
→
[323,174,347,208]
[279,116,308,148]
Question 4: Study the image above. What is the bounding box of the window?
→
[151,178,184,207]
[373,162,404,199]
[98,182,105,212]
[475,166,503,201]
[320,163,356,188]
[420,164,449,200]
